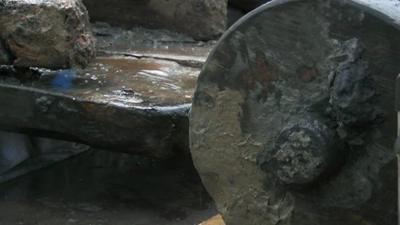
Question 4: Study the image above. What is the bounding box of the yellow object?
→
[200,214,226,225]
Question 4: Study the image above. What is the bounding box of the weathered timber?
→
[190,0,400,224]
[0,54,201,158]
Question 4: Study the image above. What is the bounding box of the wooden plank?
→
[0,55,199,158]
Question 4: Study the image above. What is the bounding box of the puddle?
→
[29,56,200,107]
[0,24,214,108]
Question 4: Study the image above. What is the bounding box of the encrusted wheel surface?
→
[190,1,400,224]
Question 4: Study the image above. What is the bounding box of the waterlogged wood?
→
[0,54,200,158]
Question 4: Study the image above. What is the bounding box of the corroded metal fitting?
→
[259,116,338,185]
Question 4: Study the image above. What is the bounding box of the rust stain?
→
[244,51,279,101]
[298,66,319,82]
[254,51,278,85]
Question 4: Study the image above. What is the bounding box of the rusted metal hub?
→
[190,0,400,224]
[258,115,338,185]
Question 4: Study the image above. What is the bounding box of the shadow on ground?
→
[0,150,218,225]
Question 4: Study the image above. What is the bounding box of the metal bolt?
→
[259,116,338,185]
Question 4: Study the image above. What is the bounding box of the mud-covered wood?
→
[190,0,400,224]
[0,54,200,158]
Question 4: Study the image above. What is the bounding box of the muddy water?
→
[35,56,199,107]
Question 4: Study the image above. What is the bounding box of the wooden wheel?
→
[190,1,400,224]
